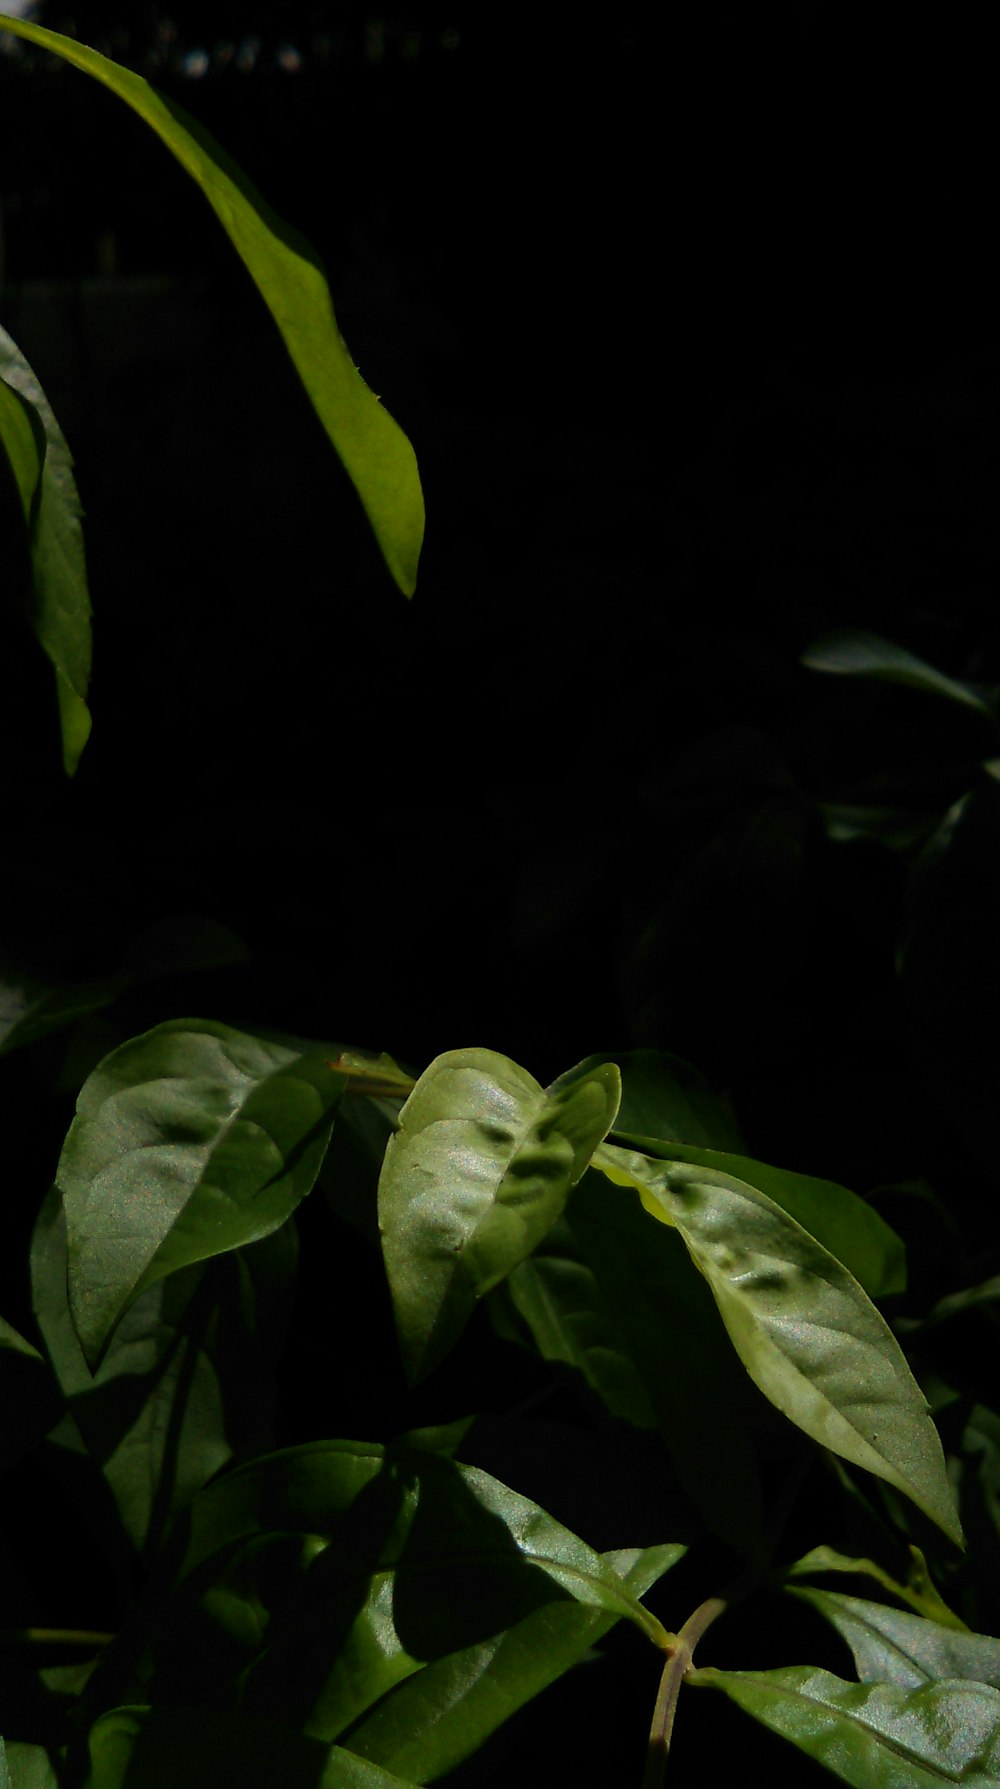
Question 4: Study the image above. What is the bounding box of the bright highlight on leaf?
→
[58,1019,345,1367]
[591,1142,963,1545]
[378,1048,621,1382]
[0,13,424,596]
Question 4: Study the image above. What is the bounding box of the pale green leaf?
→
[592,1143,962,1544]
[691,1664,1000,1786]
[0,1742,60,1789]
[58,1020,343,1367]
[0,15,423,596]
[378,1048,621,1381]
[787,1546,967,1629]
[791,1588,1000,1690]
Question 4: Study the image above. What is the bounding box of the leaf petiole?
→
[642,1598,726,1788]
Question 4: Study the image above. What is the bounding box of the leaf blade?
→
[0,16,423,595]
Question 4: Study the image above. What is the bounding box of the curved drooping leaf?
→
[85,1705,421,1789]
[802,629,995,719]
[0,15,423,596]
[378,1048,621,1381]
[790,1588,1000,1690]
[32,1184,296,1554]
[58,1020,344,1367]
[499,1171,769,1557]
[592,1143,962,1544]
[611,1134,905,1298]
[0,326,92,773]
[121,1439,678,1781]
[787,1545,967,1629]
[690,1663,1000,1787]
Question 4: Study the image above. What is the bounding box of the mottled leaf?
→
[378,1048,621,1381]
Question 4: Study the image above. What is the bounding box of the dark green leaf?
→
[581,1048,744,1150]
[57,1020,342,1367]
[691,1663,1000,1786]
[802,630,994,718]
[791,1587,1000,1688]
[143,1439,678,1780]
[84,1705,421,1788]
[32,1184,296,1554]
[0,325,92,773]
[0,968,123,1057]
[610,1135,905,1298]
[592,1144,961,1543]
[0,1312,61,1472]
[378,1048,621,1382]
[0,18,423,596]
[501,1172,769,1557]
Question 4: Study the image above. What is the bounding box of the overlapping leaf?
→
[592,1143,962,1543]
[85,1705,421,1789]
[690,1663,1000,1787]
[32,1184,296,1554]
[0,326,92,772]
[378,1048,621,1381]
[802,629,995,719]
[0,15,423,596]
[121,1439,679,1783]
[57,1020,343,1367]
[790,1588,1000,1690]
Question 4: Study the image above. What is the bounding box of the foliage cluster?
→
[3,15,1000,1787]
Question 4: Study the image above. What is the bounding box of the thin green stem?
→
[0,1626,114,1648]
[641,1598,726,1788]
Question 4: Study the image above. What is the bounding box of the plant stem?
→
[641,1598,726,1787]
[0,1627,114,1648]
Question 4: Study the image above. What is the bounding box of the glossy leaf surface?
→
[0,15,423,595]
[379,1048,621,1381]
[691,1663,1000,1786]
[0,324,92,772]
[58,1021,343,1367]
[32,1185,296,1554]
[148,1439,677,1781]
[593,1143,961,1543]
[610,1134,905,1298]
[791,1588,1000,1689]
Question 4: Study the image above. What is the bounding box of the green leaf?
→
[378,1048,621,1382]
[611,1135,905,1299]
[0,1311,61,1472]
[0,326,92,773]
[84,1705,421,1788]
[802,629,995,718]
[0,967,124,1057]
[0,1742,60,1789]
[150,1439,678,1781]
[787,1545,968,1629]
[791,1587,1000,1689]
[501,1172,769,1557]
[582,1048,745,1150]
[592,1143,962,1544]
[690,1664,1000,1787]
[32,1185,297,1554]
[0,15,423,596]
[57,1020,343,1368]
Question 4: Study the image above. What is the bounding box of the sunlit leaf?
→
[610,1134,905,1298]
[0,15,424,596]
[691,1663,1000,1787]
[802,629,994,718]
[0,326,92,772]
[58,1020,343,1367]
[791,1587,1000,1689]
[592,1143,962,1544]
[378,1048,621,1381]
